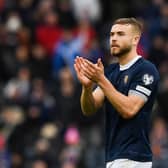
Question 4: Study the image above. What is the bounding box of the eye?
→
[118,32,125,36]
[110,32,114,36]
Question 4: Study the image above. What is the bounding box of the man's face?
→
[110,24,135,57]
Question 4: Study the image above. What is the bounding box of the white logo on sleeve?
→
[143,74,154,85]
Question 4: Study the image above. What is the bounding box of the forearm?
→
[97,75,139,118]
[80,86,97,116]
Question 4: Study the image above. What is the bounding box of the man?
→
[74,18,160,168]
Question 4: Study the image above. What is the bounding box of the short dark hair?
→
[113,17,143,35]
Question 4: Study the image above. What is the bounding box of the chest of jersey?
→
[108,68,132,95]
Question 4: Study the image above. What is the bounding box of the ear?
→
[133,35,140,46]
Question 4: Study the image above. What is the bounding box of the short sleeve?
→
[128,63,160,102]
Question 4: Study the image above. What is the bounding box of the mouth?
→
[111,44,119,48]
[111,46,119,48]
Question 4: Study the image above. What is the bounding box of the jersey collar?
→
[119,55,142,71]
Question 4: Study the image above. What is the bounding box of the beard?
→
[111,45,132,57]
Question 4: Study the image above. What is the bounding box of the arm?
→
[81,58,145,119]
[74,56,104,116]
[81,86,104,116]
[97,75,145,119]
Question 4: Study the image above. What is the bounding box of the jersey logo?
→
[142,74,154,85]
[124,75,129,84]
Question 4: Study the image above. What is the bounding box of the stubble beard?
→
[111,45,132,58]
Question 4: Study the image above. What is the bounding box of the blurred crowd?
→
[0,0,167,167]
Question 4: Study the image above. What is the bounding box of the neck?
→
[118,49,138,65]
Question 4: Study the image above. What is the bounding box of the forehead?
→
[111,24,133,33]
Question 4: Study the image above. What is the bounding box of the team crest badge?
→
[142,74,154,85]
[124,75,129,84]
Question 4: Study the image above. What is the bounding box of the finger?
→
[75,56,80,64]
[82,65,94,78]
[78,57,97,75]
[81,60,95,75]
[78,57,90,70]
[75,57,84,70]
[83,58,96,69]
[79,57,88,68]
[74,63,79,72]
[74,64,81,77]
[74,61,81,72]
[74,64,86,81]
[84,63,95,75]
[80,62,96,81]
[97,58,104,68]
[78,56,84,66]
[82,70,92,80]
[74,56,80,63]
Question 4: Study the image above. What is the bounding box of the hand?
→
[74,56,93,88]
[81,57,104,83]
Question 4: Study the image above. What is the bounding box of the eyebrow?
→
[110,31,125,35]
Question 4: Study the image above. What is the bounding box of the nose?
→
[110,36,117,45]
[111,33,118,41]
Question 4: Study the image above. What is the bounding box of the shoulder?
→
[141,58,157,69]
[136,58,160,79]
[131,58,160,88]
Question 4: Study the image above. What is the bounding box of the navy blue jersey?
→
[105,56,160,162]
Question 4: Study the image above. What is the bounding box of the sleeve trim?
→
[136,85,151,96]
[128,90,148,102]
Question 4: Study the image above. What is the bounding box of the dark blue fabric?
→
[105,58,160,162]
